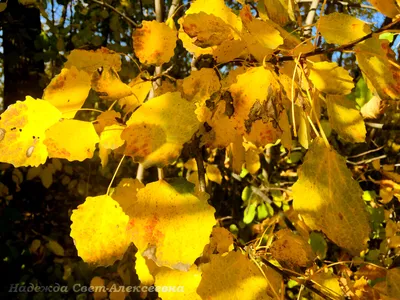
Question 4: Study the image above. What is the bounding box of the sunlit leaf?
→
[122,92,201,168]
[65,47,121,74]
[70,195,130,266]
[99,125,125,150]
[0,96,61,167]
[369,0,400,18]
[318,12,371,45]
[112,178,144,217]
[326,95,366,143]
[43,66,91,118]
[126,178,216,269]
[91,67,133,101]
[44,119,99,161]
[119,75,152,113]
[155,266,202,300]
[292,138,371,255]
[197,252,271,300]
[309,62,354,95]
[133,20,177,65]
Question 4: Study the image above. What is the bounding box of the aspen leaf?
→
[0,96,61,167]
[155,266,202,300]
[326,95,366,143]
[93,110,121,134]
[386,267,400,298]
[355,35,400,100]
[99,125,125,150]
[230,135,245,174]
[212,39,246,64]
[206,164,222,184]
[181,68,221,105]
[182,12,235,48]
[262,0,295,26]
[133,20,177,65]
[112,178,144,218]
[292,138,371,256]
[245,147,261,175]
[229,66,281,135]
[318,12,371,45]
[206,227,234,255]
[360,95,382,120]
[197,252,271,300]
[43,66,91,118]
[245,120,282,148]
[91,67,133,101]
[118,75,152,113]
[270,229,315,269]
[239,5,283,62]
[65,47,121,74]
[122,92,201,168]
[70,195,130,266]
[126,178,216,269]
[369,0,400,18]
[311,272,343,300]
[134,251,155,287]
[44,119,99,161]
[309,62,354,95]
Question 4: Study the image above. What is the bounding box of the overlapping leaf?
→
[44,119,99,161]
[197,252,271,300]
[326,95,366,143]
[309,62,354,95]
[369,0,400,18]
[292,138,371,255]
[0,97,61,167]
[318,12,371,45]
[42,66,91,118]
[122,92,201,168]
[126,178,216,270]
[355,35,400,100]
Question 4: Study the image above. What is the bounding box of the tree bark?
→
[2,0,44,109]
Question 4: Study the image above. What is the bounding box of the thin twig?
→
[346,154,387,165]
[297,0,376,10]
[88,0,140,27]
[274,18,400,62]
[347,145,385,159]
[195,143,207,193]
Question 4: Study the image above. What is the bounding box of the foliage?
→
[1,0,400,299]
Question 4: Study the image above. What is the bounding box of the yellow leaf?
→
[262,0,295,26]
[91,67,133,101]
[122,92,201,168]
[65,47,121,74]
[311,272,344,300]
[93,111,121,134]
[230,135,245,174]
[292,138,371,255]
[387,267,400,298]
[270,229,315,269]
[206,227,234,256]
[182,12,235,48]
[99,125,125,150]
[44,119,99,161]
[318,12,371,45]
[181,68,221,105]
[70,195,130,266]
[244,147,261,175]
[43,67,91,118]
[155,265,202,300]
[133,20,177,65]
[229,66,282,135]
[355,35,400,100]
[197,252,271,300]
[360,95,382,119]
[212,39,247,64]
[221,66,248,88]
[239,5,283,62]
[245,120,282,148]
[112,178,144,217]
[126,178,216,269]
[369,0,400,18]
[326,95,366,143]
[118,75,152,113]
[309,62,354,95]
[0,97,61,167]
[135,251,155,287]
[177,0,241,58]
[206,164,222,184]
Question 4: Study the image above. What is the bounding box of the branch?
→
[88,0,141,28]
[297,0,376,10]
[275,18,400,62]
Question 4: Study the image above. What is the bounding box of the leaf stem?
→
[107,155,126,195]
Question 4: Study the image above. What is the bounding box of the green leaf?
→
[243,202,257,224]
[309,232,327,260]
[257,202,268,220]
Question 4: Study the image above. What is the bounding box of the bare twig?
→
[347,145,385,159]
[297,0,376,10]
[275,18,400,62]
[88,0,140,27]
[346,154,387,165]
[194,140,207,193]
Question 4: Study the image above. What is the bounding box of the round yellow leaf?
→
[100,125,125,150]
[44,119,100,161]
[133,20,177,65]
[0,97,61,167]
[70,195,130,266]
[126,178,216,269]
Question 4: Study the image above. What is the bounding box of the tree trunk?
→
[2,0,44,109]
